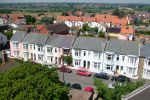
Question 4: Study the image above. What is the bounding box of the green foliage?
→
[82,24,98,33]
[139,31,150,35]
[0,61,69,100]
[94,78,144,100]
[25,15,36,25]
[83,23,90,31]
[4,31,13,40]
[41,17,54,24]
[112,9,126,18]
[62,12,69,16]
[63,56,72,65]
[98,31,105,38]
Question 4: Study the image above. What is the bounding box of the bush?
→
[94,78,144,100]
[98,31,105,38]
[63,56,72,65]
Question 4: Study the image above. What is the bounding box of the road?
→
[57,69,114,88]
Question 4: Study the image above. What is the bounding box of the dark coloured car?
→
[71,83,82,90]
[59,66,72,73]
[94,72,109,80]
[111,75,130,83]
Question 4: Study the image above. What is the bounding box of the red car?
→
[76,68,91,76]
[83,86,94,92]
[59,66,72,73]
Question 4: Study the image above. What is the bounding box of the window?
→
[24,52,29,58]
[13,42,19,48]
[106,54,113,60]
[75,50,81,57]
[74,60,81,66]
[122,56,125,61]
[94,62,101,69]
[88,51,91,56]
[143,69,150,77]
[120,66,123,71]
[30,44,32,49]
[34,45,36,50]
[23,44,28,50]
[127,67,136,75]
[47,47,52,53]
[55,48,57,53]
[83,51,86,56]
[38,55,44,60]
[106,65,113,71]
[47,56,53,62]
[145,59,150,66]
[94,52,101,59]
[14,51,19,57]
[128,57,137,64]
[38,45,44,52]
[116,55,119,61]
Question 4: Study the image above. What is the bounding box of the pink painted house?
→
[10,31,27,59]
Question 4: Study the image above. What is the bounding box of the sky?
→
[0,0,150,4]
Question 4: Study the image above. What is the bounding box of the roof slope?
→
[22,32,49,45]
[10,31,27,42]
[46,34,75,48]
[105,39,140,56]
[47,23,69,34]
[73,37,106,51]
[141,44,150,58]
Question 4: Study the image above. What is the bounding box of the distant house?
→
[56,14,130,29]
[35,23,69,35]
[119,26,135,40]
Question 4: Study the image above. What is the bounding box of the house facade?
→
[72,37,106,72]
[10,31,150,79]
[141,44,150,79]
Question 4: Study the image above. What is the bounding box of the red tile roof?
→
[121,26,135,34]
[36,24,49,34]
[57,14,129,26]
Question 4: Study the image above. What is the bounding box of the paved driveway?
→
[58,69,114,88]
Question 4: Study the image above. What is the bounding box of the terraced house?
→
[10,31,150,79]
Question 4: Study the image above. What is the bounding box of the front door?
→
[83,60,86,68]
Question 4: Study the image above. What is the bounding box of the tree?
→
[62,12,69,16]
[82,23,90,31]
[0,61,69,100]
[63,56,72,65]
[25,15,36,25]
[98,31,105,38]
[41,17,54,24]
[4,31,13,40]
[112,9,125,18]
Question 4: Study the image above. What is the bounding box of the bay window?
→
[74,60,81,66]
[13,42,19,48]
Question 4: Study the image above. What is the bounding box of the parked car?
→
[111,75,130,82]
[83,86,94,92]
[71,83,82,90]
[76,68,91,77]
[59,66,72,73]
[94,72,109,80]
